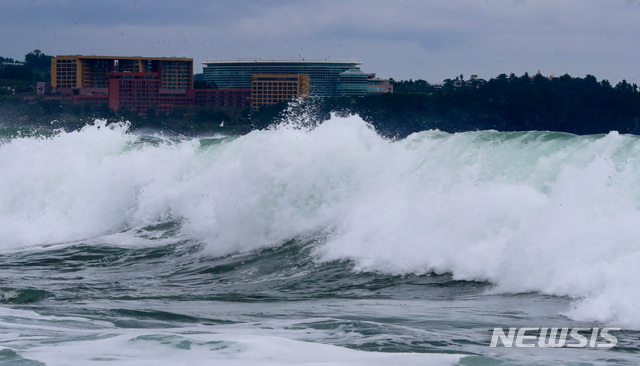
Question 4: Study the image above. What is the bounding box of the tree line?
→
[262,73,640,137]
[0,50,52,94]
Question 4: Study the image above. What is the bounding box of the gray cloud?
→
[2,0,639,83]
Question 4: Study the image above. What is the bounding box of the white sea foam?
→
[1,116,640,328]
[15,331,461,366]
[0,306,461,366]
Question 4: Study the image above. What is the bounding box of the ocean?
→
[0,114,638,365]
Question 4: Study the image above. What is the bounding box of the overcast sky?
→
[2,0,639,84]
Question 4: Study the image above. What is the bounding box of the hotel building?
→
[51,55,193,90]
[50,55,250,112]
[251,74,310,108]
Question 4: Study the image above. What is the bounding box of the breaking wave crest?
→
[1,116,640,328]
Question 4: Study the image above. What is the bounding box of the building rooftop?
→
[202,58,361,65]
[54,55,192,61]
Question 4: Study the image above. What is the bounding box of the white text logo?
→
[489,327,619,348]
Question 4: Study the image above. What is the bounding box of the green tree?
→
[24,49,52,70]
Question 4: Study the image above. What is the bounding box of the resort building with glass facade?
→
[202,59,370,97]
